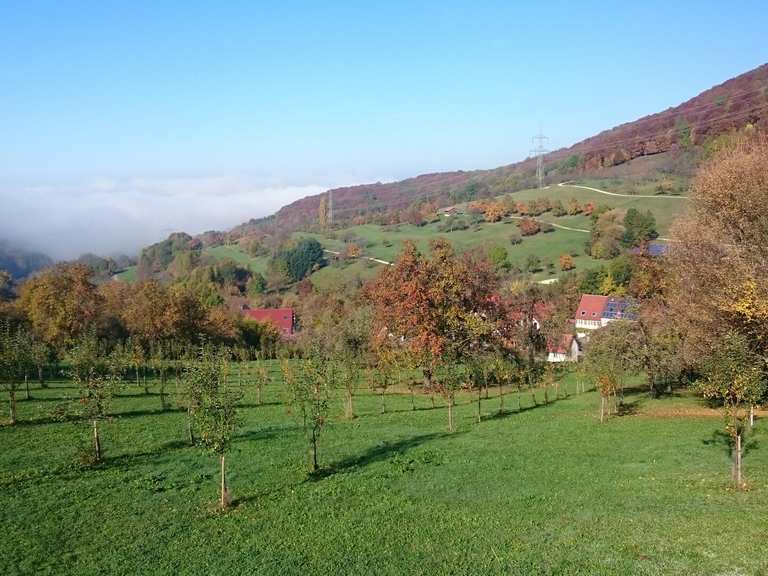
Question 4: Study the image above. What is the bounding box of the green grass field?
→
[115,183,688,287]
[2,366,767,575]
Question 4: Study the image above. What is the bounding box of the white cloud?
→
[0,175,329,260]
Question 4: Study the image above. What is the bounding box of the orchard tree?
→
[68,331,120,461]
[289,347,333,474]
[185,344,240,508]
[0,322,34,424]
[697,333,766,489]
[365,240,499,431]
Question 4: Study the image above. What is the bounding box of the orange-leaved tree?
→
[365,240,499,431]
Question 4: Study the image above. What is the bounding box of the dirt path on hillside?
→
[557,181,688,200]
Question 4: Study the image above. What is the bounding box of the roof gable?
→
[575,294,608,319]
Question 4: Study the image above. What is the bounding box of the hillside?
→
[0,240,53,279]
[243,63,767,235]
[126,64,767,287]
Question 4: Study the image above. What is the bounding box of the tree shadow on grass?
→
[703,429,759,458]
[314,432,457,479]
[236,401,283,409]
[101,439,191,470]
[617,399,641,416]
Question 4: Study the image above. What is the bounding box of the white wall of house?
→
[575,319,601,331]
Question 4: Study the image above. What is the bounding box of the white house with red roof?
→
[547,333,580,363]
[574,294,638,337]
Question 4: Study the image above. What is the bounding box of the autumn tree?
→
[318,195,329,229]
[670,134,768,365]
[559,254,575,271]
[484,201,505,223]
[518,218,540,236]
[18,264,101,350]
[365,240,498,431]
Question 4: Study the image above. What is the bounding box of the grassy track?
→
[1,366,766,575]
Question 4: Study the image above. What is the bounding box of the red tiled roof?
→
[548,333,575,354]
[575,294,608,320]
[244,308,294,336]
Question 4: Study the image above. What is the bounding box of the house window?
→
[580,311,585,316]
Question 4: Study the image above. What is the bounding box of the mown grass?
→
[1,366,766,575]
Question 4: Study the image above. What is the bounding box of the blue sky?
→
[1,1,766,257]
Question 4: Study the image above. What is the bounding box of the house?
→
[243,307,295,338]
[547,333,580,363]
[574,294,637,337]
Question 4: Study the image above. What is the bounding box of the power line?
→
[313,103,768,218]
[530,130,549,189]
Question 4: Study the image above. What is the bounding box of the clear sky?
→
[1,1,766,258]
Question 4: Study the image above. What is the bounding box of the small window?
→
[580,311,586,316]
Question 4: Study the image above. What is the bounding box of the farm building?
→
[547,333,580,363]
[574,294,637,337]
[243,307,296,338]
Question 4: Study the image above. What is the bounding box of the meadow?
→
[114,181,689,285]
[2,365,766,576]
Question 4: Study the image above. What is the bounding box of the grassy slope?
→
[204,245,269,274]
[115,184,688,286]
[2,367,766,576]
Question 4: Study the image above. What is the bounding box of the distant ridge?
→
[0,240,53,279]
[244,63,767,235]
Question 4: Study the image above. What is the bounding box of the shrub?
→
[518,218,541,236]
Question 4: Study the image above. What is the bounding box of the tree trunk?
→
[187,407,195,445]
[477,387,482,423]
[410,385,416,411]
[600,396,605,424]
[135,367,140,390]
[219,454,227,509]
[25,374,30,400]
[734,432,743,489]
[160,370,168,411]
[345,389,354,419]
[749,405,755,428]
[423,368,433,388]
[447,396,454,432]
[543,386,549,405]
[380,389,386,414]
[9,388,17,425]
[93,419,101,461]
[499,382,505,414]
[143,369,148,395]
[310,428,319,473]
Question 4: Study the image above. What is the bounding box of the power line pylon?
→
[530,130,549,189]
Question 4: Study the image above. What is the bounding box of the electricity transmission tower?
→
[530,130,549,189]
